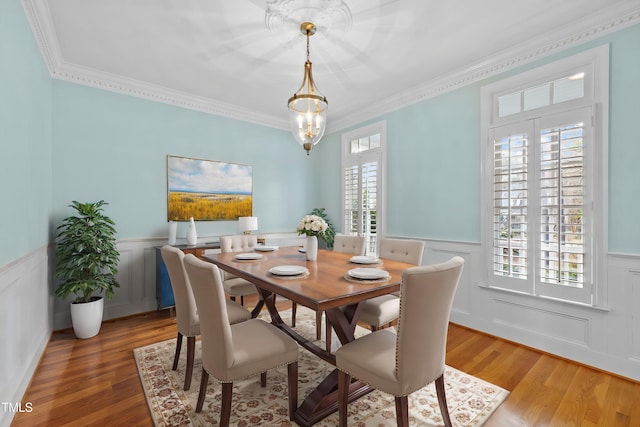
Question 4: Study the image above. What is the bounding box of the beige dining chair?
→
[322,234,366,351]
[160,245,251,391]
[357,238,425,331]
[219,235,260,307]
[220,234,298,326]
[336,256,464,427]
[183,254,299,426]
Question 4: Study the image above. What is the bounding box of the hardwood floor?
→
[12,298,640,427]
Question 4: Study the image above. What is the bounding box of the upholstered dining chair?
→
[322,234,366,351]
[219,235,260,307]
[336,256,464,427]
[356,238,425,331]
[220,234,298,326]
[183,254,299,426]
[160,245,251,391]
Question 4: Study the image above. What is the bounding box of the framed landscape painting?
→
[167,155,253,221]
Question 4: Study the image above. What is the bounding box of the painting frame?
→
[167,155,253,221]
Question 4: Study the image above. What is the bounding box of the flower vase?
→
[306,235,318,261]
[187,217,198,245]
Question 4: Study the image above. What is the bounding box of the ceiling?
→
[23,0,640,133]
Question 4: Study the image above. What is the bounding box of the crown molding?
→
[51,62,289,129]
[22,0,640,134]
[21,0,288,130]
[328,3,640,133]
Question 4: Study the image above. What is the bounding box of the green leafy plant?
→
[308,207,336,249]
[55,200,120,303]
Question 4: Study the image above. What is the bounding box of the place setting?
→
[255,245,279,252]
[344,267,391,284]
[268,264,310,280]
[348,255,383,266]
[233,252,264,262]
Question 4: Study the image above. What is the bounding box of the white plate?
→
[255,245,279,252]
[298,248,306,253]
[350,255,379,264]
[234,253,263,260]
[269,265,308,276]
[348,268,390,280]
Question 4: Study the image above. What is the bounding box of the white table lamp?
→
[238,216,258,235]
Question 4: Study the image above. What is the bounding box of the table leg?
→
[292,304,373,426]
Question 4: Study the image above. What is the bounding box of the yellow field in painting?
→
[168,192,252,221]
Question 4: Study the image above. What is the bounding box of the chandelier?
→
[287,22,328,155]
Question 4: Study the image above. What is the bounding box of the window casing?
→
[342,121,386,255]
[481,46,608,306]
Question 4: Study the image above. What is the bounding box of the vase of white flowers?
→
[297,214,328,261]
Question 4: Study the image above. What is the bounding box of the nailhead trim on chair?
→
[204,358,299,384]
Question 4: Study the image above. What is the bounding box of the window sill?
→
[476,281,611,312]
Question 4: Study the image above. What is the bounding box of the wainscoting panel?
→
[491,299,590,346]
[52,238,164,330]
[414,237,640,381]
[424,244,477,317]
[0,246,52,427]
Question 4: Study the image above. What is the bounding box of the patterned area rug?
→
[134,307,508,426]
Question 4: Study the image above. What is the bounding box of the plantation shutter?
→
[343,161,379,255]
[361,161,378,254]
[488,107,592,301]
[492,125,530,289]
[344,165,359,235]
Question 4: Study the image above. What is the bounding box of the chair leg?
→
[240,295,244,306]
[395,396,409,427]
[315,311,323,340]
[338,370,350,427]
[195,369,209,412]
[287,361,298,421]
[291,302,297,327]
[230,295,236,302]
[172,332,183,371]
[325,317,332,352]
[435,374,453,427]
[220,382,234,427]
[260,372,267,387]
[184,336,195,390]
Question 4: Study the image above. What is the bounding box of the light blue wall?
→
[0,0,53,267]
[51,82,311,240]
[607,24,640,254]
[3,4,639,268]
[319,23,640,254]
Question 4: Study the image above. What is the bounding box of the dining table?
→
[203,245,416,427]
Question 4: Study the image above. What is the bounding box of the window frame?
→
[341,121,387,255]
[480,45,609,307]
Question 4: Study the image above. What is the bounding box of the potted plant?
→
[55,200,120,339]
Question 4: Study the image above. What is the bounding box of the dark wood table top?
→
[203,246,414,312]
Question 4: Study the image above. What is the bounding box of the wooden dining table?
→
[203,245,416,427]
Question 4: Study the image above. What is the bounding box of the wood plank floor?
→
[12,298,640,427]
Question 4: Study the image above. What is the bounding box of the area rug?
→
[134,307,508,426]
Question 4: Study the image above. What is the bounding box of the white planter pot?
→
[70,296,104,339]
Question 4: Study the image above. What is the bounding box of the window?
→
[481,46,608,305]
[342,122,386,255]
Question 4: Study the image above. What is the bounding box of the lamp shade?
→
[238,216,258,234]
